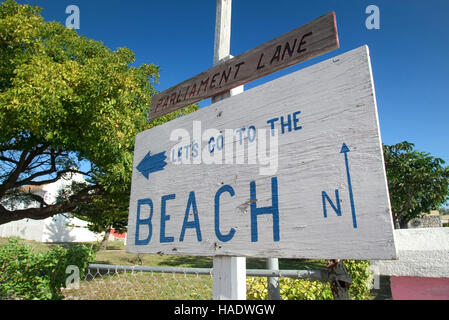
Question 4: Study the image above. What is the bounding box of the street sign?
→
[149,12,339,121]
[126,45,397,260]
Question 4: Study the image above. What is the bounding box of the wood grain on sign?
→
[127,46,397,260]
[149,12,339,121]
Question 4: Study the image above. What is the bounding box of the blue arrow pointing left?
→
[137,151,167,180]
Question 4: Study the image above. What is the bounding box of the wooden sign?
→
[149,12,339,120]
[127,46,397,260]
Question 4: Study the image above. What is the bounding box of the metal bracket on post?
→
[327,259,352,300]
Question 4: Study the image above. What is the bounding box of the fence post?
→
[267,258,281,300]
[211,0,246,300]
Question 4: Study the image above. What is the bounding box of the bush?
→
[247,260,373,300]
[343,260,373,300]
[247,277,333,300]
[0,238,95,300]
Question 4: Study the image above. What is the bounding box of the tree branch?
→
[0,184,102,224]
[21,168,91,187]
[0,155,18,165]
[27,193,49,208]
[0,144,48,198]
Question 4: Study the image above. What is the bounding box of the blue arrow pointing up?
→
[340,143,357,228]
[136,151,167,180]
[340,143,350,154]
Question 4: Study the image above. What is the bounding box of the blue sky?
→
[17,0,449,164]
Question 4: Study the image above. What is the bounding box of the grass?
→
[0,237,327,270]
[92,240,328,270]
[0,237,329,300]
[62,272,213,300]
[94,249,327,270]
[1,237,383,300]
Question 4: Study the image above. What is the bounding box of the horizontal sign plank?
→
[149,12,339,120]
[127,46,397,260]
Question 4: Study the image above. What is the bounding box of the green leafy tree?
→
[383,141,449,228]
[0,0,197,225]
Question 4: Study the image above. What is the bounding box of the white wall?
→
[42,214,104,243]
[0,214,103,243]
[371,228,449,278]
[0,173,103,243]
[0,218,45,242]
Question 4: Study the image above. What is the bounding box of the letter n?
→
[322,190,341,218]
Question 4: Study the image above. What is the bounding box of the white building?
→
[0,174,103,243]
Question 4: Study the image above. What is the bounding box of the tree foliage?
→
[383,141,449,228]
[0,0,198,226]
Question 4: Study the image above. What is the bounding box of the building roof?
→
[20,185,45,192]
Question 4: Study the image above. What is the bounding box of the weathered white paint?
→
[213,255,246,300]
[126,45,397,260]
[212,68,246,300]
[213,0,232,66]
[371,228,449,278]
[211,0,246,301]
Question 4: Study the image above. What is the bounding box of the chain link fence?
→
[62,264,331,300]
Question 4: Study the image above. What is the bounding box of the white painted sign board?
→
[126,45,397,260]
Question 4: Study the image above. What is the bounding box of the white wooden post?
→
[211,0,246,300]
[213,0,231,66]
[213,256,246,300]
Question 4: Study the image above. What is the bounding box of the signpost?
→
[211,0,246,300]
[148,11,339,121]
[127,45,397,260]
[126,2,397,301]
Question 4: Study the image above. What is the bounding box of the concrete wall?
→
[42,214,104,243]
[372,228,449,278]
[371,227,449,300]
[407,216,442,229]
[0,218,45,242]
[0,214,103,243]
